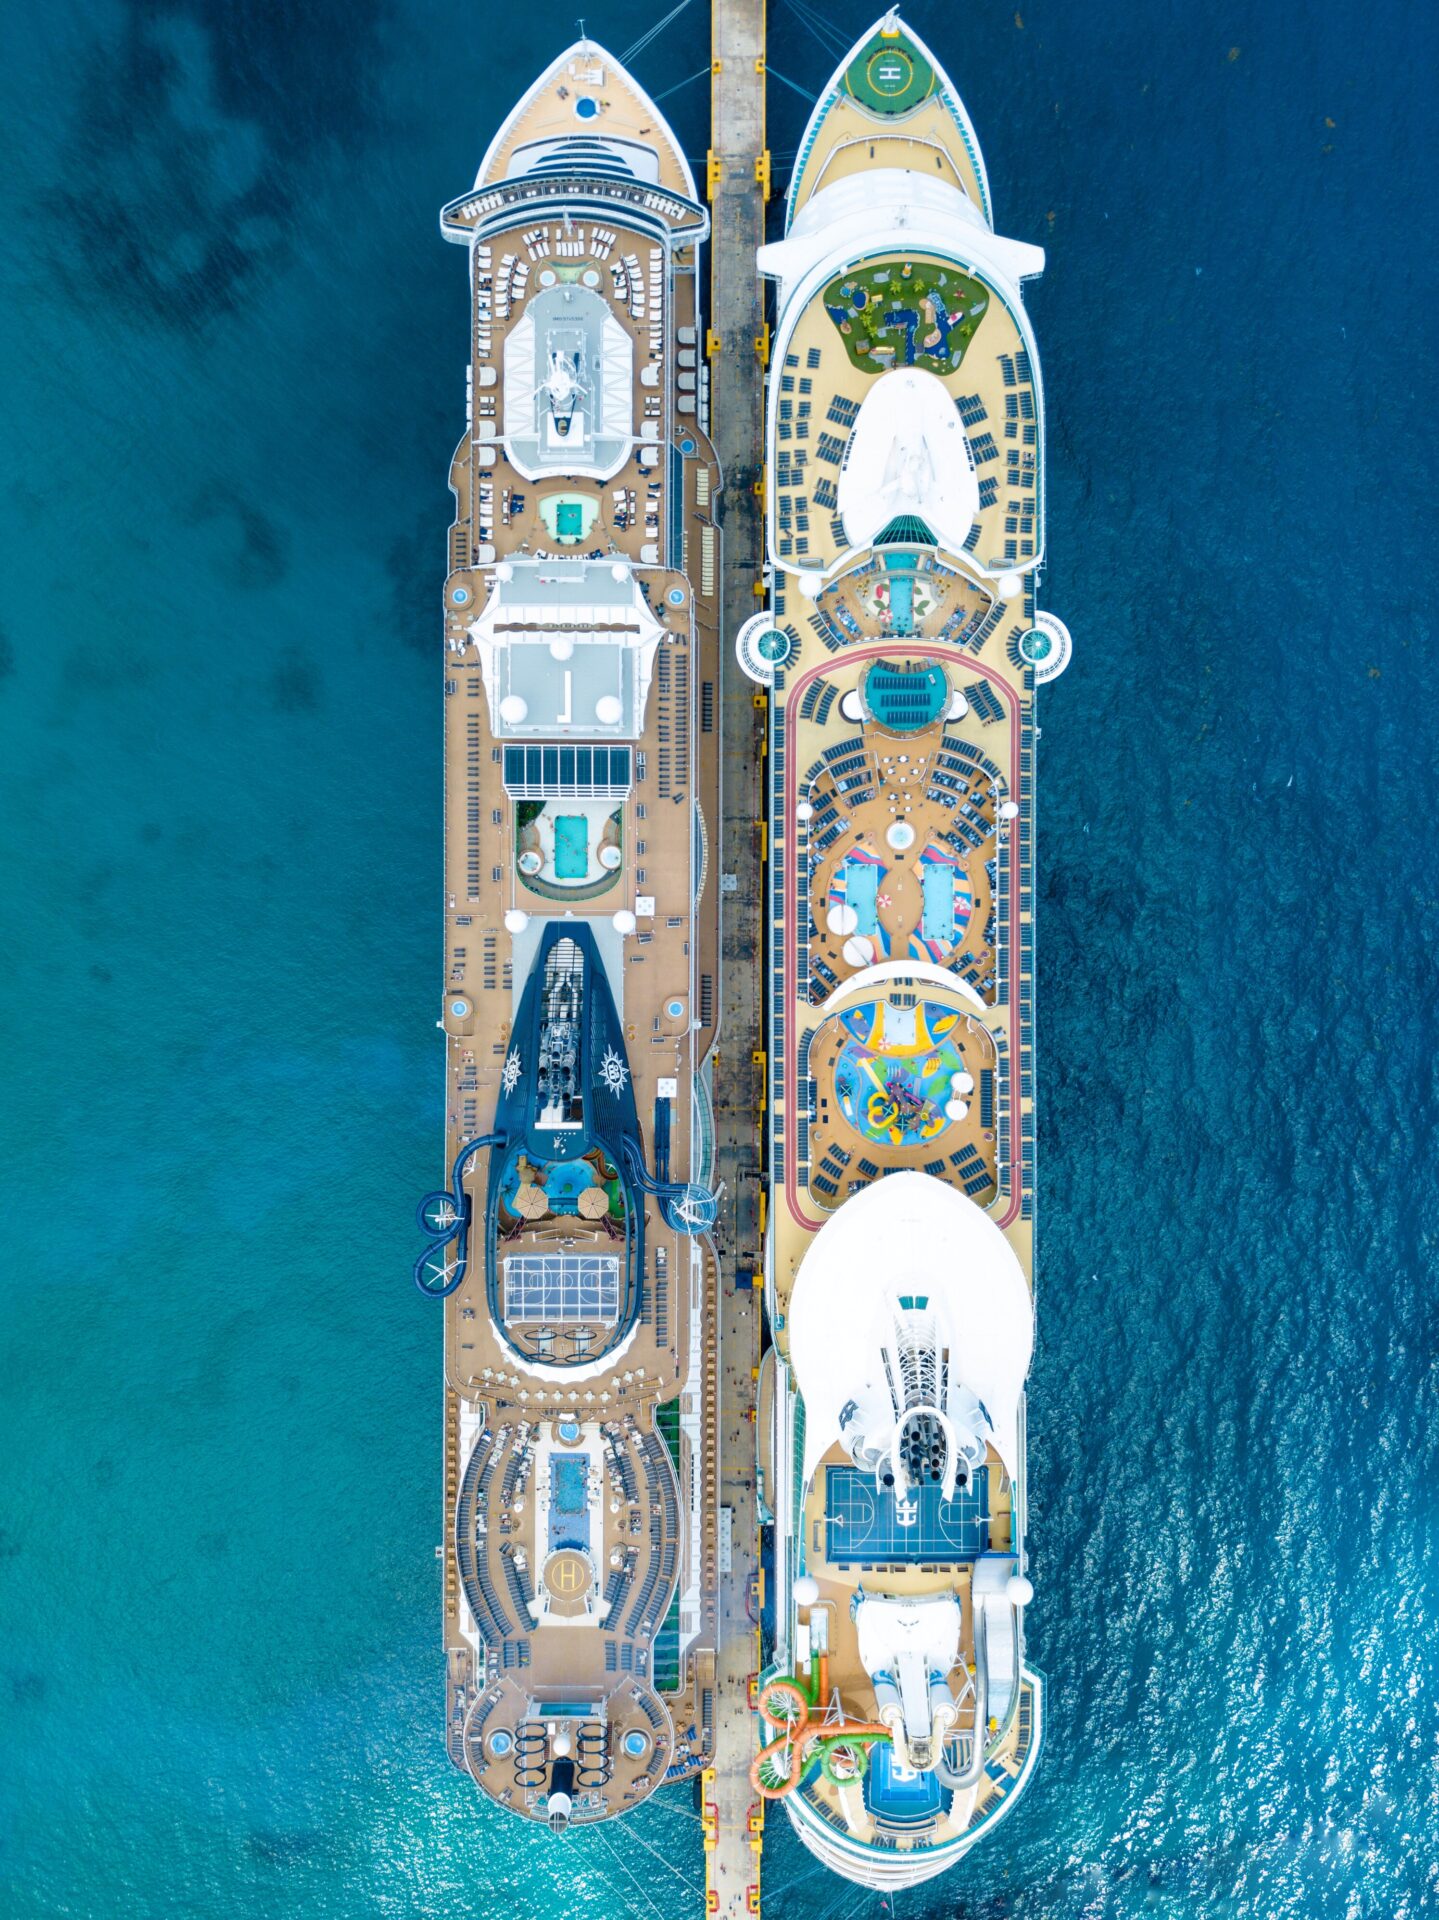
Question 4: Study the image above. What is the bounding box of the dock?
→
[705,3,768,1917]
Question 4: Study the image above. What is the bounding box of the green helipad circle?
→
[867,47,914,97]
[846,30,935,114]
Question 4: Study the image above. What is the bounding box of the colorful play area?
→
[825,841,972,968]
[831,998,974,1148]
[824,256,988,375]
[859,562,936,638]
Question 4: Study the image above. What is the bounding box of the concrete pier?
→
[705,4,768,1917]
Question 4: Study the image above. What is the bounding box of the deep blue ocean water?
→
[2,1,1436,1915]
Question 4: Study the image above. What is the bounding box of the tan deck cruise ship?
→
[742,12,1069,1891]
[415,41,725,1832]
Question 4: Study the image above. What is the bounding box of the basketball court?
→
[824,1464,989,1566]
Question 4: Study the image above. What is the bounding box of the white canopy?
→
[502,292,633,482]
[788,1169,1032,1486]
[820,958,987,1016]
[836,367,979,556]
[758,169,1045,311]
[468,557,664,737]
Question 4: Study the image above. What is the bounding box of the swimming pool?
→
[843,856,882,935]
[554,815,588,880]
[540,493,598,546]
[548,1452,592,1554]
[921,861,955,944]
[887,572,914,634]
[552,1455,588,1515]
[503,1153,621,1220]
[541,1160,596,1210]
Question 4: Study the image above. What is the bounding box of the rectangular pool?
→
[887,573,914,635]
[553,1455,588,1514]
[554,814,589,881]
[921,862,955,944]
[843,856,882,936]
[548,1452,592,1553]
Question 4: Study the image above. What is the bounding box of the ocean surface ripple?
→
[0,2,1435,1915]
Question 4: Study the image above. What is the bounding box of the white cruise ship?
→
[742,11,1068,1890]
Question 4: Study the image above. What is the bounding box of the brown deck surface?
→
[433,46,722,1828]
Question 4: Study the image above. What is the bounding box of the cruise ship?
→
[415,43,724,1831]
[742,14,1068,1890]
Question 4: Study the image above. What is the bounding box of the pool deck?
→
[754,15,1049,1873]
[762,305,1039,1327]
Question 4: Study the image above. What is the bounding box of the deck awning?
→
[836,367,979,558]
[788,1169,1033,1486]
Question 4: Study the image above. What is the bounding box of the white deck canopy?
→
[788,1169,1033,1487]
[837,367,979,556]
[503,286,633,481]
[468,557,665,738]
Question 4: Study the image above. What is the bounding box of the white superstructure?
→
[752,11,1058,1892]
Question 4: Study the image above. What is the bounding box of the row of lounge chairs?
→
[623,1435,681,1639]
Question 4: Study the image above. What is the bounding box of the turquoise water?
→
[551,1458,588,1518]
[921,860,955,943]
[548,1458,591,1556]
[539,1160,597,1212]
[502,1154,599,1216]
[553,814,590,880]
[887,572,914,635]
[841,855,883,935]
[1,2,1436,1918]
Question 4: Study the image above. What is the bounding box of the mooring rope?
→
[621,0,695,67]
[651,64,712,105]
[767,64,820,104]
[780,0,853,63]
